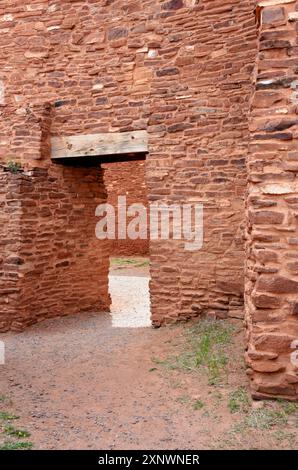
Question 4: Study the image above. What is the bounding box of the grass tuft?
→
[0,412,20,421]
[153,319,234,385]
[4,425,31,439]
[6,160,21,174]
[193,399,204,410]
[232,400,298,434]
[0,441,33,450]
[228,386,251,414]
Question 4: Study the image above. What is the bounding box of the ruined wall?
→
[246,0,298,399]
[103,161,149,256]
[1,0,298,399]
[0,164,110,332]
[0,168,22,331]
[0,0,258,330]
[0,0,153,164]
[147,0,258,325]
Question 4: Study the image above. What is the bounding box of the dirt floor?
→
[0,258,297,450]
[109,257,151,328]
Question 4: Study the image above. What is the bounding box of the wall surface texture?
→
[0,165,110,331]
[103,161,149,256]
[0,0,257,328]
[0,0,298,399]
[246,0,298,400]
[147,0,257,325]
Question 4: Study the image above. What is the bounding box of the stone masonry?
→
[0,0,297,399]
[103,161,149,256]
[246,0,298,399]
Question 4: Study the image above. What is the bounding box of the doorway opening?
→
[102,160,151,328]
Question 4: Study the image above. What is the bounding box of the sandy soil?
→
[0,259,297,450]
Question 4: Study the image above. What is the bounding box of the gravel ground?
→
[0,260,297,450]
[0,313,206,450]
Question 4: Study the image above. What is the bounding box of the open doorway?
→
[102,160,151,328]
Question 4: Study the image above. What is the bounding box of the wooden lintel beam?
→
[51,130,148,160]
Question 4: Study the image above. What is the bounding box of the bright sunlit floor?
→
[109,257,151,328]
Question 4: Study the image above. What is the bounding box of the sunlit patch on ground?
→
[109,275,151,328]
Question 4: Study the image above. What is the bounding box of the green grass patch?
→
[188,319,234,384]
[176,395,191,405]
[0,412,19,421]
[152,319,234,385]
[176,395,204,410]
[4,425,31,439]
[0,441,33,450]
[193,399,204,410]
[243,408,288,430]
[6,160,22,174]
[277,399,298,417]
[232,400,298,434]
[228,386,251,414]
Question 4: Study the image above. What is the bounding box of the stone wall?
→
[147,0,257,325]
[103,161,149,256]
[0,0,258,329]
[1,0,298,399]
[0,168,22,331]
[246,0,298,399]
[0,164,110,332]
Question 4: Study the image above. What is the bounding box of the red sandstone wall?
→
[0,164,110,332]
[1,0,297,400]
[103,161,149,256]
[147,0,258,325]
[0,0,258,329]
[0,167,22,331]
[17,165,110,329]
[246,0,298,400]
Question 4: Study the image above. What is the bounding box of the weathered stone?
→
[247,350,279,360]
[156,67,180,77]
[262,7,285,25]
[167,123,192,133]
[256,275,298,294]
[286,262,298,273]
[253,91,283,108]
[249,210,284,225]
[256,250,278,264]
[252,293,280,309]
[162,0,184,10]
[254,333,295,353]
[291,303,298,315]
[107,27,128,41]
[262,183,296,195]
[259,118,298,132]
[256,76,296,89]
[24,49,49,59]
[285,373,298,384]
[253,132,293,140]
[260,40,290,50]
[251,361,285,373]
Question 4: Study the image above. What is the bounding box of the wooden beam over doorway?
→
[51,130,148,161]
